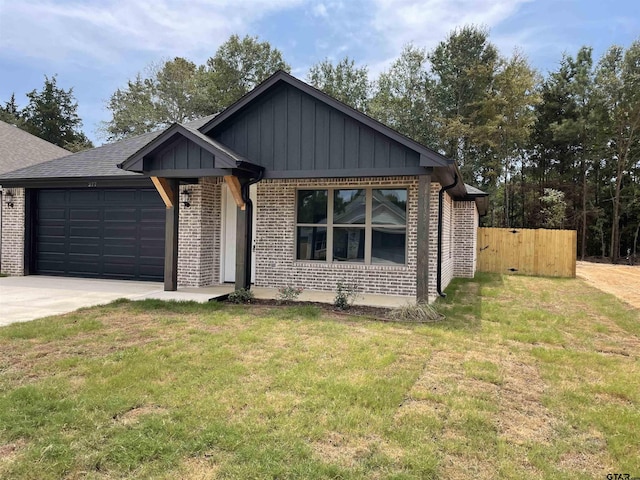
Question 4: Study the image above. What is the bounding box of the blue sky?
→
[0,0,638,145]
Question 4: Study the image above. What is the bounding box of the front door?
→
[222,183,257,283]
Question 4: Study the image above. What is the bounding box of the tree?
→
[593,41,640,262]
[200,34,290,113]
[477,52,540,226]
[429,25,499,183]
[548,47,595,258]
[105,58,208,141]
[0,94,22,125]
[308,57,370,111]
[21,75,93,151]
[104,35,289,141]
[540,188,567,228]
[369,44,437,147]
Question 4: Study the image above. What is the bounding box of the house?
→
[0,71,487,302]
[0,121,70,270]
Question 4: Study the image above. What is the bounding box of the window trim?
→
[295,186,408,265]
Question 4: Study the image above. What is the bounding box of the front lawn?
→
[0,274,638,479]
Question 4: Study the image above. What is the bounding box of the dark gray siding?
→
[211,83,419,172]
[146,137,215,171]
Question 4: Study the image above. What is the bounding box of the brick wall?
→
[255,177,419,297]
[177,177,222,287]
[0,188,25,276]
[453,201,478,277]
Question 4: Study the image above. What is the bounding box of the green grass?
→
[0,274,638,479]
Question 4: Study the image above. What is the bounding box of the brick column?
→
[0,188,25,276]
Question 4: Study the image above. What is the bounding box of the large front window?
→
[296,188,407,265]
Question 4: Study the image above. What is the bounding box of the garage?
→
[34,188,165,281]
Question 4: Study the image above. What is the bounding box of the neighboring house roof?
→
[0,121,70,176]
[0,116,217,182]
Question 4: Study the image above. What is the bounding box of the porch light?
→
[4,190,14,208]
[181,188,191,208]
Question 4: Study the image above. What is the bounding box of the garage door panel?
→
[69,226,100,238]
[35,187,165,281]
[104,190,137,203]
[37,241,66,254]
[103,244,136,256]
[38,190,66,204]
[139,265,164,278]
[38,208,66,220]
[104,208,137,221]
[70,209,101,221]
[38,225,66,237]
[68,190,101,203]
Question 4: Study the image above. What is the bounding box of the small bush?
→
[228,288,255,304]
[387,302,445,323]
[334,281,359,310]
[276,286,304,304]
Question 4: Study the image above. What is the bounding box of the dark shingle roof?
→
[465,184,488,196]
[0,115,218,181]
[0,121,70,176]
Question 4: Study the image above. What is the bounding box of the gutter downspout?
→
[437,173,458,297]
[240,169,264,290]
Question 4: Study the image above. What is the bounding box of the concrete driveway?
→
[0,276,164,326]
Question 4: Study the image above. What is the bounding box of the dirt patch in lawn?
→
[113,405,168,425]
[577,261,640,309]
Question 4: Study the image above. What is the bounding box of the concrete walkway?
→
[0,276,414,327]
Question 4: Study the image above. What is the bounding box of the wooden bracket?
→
[224,175,246,210]
[151,176,174,208]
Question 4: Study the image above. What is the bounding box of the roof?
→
[465,184,488,196]
[0,121,70,176]
[0,115,217,182]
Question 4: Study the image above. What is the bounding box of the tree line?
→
[2,31,638,261]
[1,76,93,152]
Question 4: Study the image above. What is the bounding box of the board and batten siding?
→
[147,137,216,172]
[212,83,420,172]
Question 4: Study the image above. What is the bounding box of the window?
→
[296,187,407,265]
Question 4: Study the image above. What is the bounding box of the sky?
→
[0,0,638,145]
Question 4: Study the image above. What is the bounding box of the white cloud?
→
[362,0,534,74]
[0,0,304,65]
[312,3,328,18]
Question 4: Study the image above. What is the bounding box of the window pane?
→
[333,189,365,224]
[372,227,406,265]
[333,227,365,263]
[297,227,327,260]
[297,190,328,224]
[372,189,406,225]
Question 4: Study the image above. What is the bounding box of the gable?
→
[146,136,215,171]
[210,83,421,175]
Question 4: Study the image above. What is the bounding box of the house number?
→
[88,182,97,187]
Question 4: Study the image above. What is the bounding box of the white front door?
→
[222,183,257,283]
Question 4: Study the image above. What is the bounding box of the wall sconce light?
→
[4,189,14,208]
[180,189,191,208]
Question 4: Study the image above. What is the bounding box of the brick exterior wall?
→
[453,201,478,278]
[255,177,420,297]
[177,177,222,287]
[0,188,25,276]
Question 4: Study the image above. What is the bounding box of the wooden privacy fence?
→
[477,228,577,278]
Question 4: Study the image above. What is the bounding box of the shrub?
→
[334,281,359,310]
[228,288,255,304]
[387,302,445,323]
[276,286,304,304]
